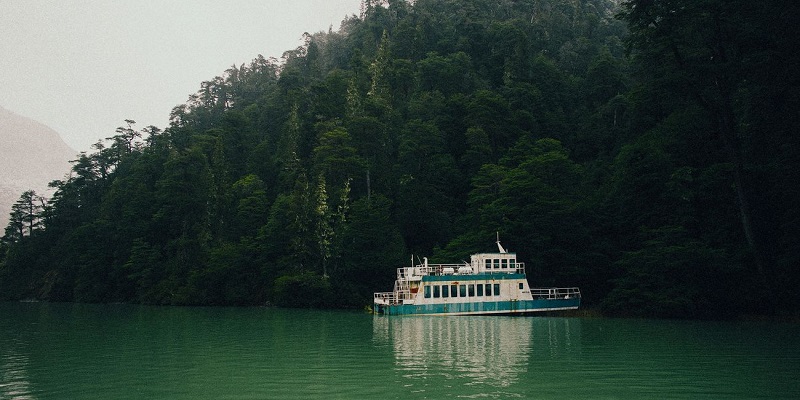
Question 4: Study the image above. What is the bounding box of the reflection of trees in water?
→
[0,337,32,399]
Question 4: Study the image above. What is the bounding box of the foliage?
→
[1,0,797,318]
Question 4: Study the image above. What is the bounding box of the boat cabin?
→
[470,252,519,274]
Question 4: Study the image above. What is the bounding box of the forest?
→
[1,0,798,319]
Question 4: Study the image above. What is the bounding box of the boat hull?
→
[374,297,580,316]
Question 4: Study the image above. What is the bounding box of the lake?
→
[1,302,798,399]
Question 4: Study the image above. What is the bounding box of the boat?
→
[373,240,581,316]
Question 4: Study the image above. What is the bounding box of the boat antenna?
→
[496,232,507,253]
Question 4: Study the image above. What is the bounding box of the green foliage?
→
[273,271,332,308]
[602,226,743,319]
[1,0,797,318]
[336,194,407,302]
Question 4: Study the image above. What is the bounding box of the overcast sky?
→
[0,0,363,152]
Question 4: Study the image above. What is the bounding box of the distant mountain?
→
[0,106,74,229]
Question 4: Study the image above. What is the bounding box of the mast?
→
[496,232,507,253]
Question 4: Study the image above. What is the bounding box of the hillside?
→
[1,0,798,318]
[0,106,74,228]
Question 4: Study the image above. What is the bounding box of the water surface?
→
[1,302,798,399]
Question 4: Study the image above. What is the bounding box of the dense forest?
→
[1,0,798,319]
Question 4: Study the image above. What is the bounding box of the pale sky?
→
[0,0,363,152]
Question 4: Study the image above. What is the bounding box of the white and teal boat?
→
[373,241,581,316]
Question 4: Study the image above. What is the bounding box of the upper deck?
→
[396,252,525,283]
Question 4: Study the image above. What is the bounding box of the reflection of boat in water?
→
[373,241,581,315]
[372,315,581,390]
[373,316,534,388]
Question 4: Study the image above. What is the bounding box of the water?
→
[1,303,798,399]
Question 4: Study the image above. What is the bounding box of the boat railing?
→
[530,287,581,300]
[374,290,414,305]
[396,266,420,280]
[399,262,527,276]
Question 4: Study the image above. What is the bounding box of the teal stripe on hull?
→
[376,298,580,316]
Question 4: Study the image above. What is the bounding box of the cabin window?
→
[433,286,440,298]
[460,285,467,297]
[477,284,484,296]
[501,259,508,269]
[442,285,449,298]
[493,259,500,269]
[450,285,458,297]
[424,286,431,298]
[510,260,516,269]
[468,284,475,297]
[519,282,524,290]
[485,283,492,296]
[485,259,491,269]
[494,283,500,296]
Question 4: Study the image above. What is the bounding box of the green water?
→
[1,303,798,399]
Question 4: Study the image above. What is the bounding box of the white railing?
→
[530,287,581,300]
[398,262,527,276]
[374,290,414,305]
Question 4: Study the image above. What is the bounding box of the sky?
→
[0,0,363,152]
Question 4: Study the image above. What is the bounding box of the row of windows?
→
[484,259,516,269]
[424,283,501,299]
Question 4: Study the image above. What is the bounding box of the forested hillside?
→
[2,0,797,319]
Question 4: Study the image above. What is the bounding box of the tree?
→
[109,119,143,155]
[3,190,45,242]
[229,174,270,239]
[337,194,406,301]
[602,226,740,319]
[449,138,589,287]
[314,174,333,277]
[618,0,791,276]
[313,127,364,188]
[395,119,464,254]
[148,147,213,304]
